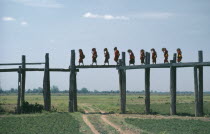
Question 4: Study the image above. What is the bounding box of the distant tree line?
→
[0,88,18,94]
[0,86,210,94]
[0,85,61,94]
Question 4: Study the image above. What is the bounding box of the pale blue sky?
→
[0,0,210,91]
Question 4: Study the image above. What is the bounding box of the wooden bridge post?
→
[194,66,199,116]
[170,53,177,115]
[198,51,203,116]
[17,66,22,114]
[21,55,26,104]
[69,50,76,112]
[145,52,150,114]
[43,53,51,111]
[119,52,126,114]
[74,72,78,112]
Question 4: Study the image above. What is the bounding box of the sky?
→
[0,0,210,92]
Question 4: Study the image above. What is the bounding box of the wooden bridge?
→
[0,50,209,117]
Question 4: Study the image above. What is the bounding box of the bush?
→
[21,101,44,113]
[0,105,6,113]
[50,106,57,112]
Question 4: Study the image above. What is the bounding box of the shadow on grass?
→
[176,112,194,116]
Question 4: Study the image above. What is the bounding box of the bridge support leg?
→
[145,52,150,114]
[17,66,22,114]
[194,66,200,116]
[198,51,203,116]
[21,55,26,104]
[74,73,78,112]
[119,52,126,114]
[69,50,77,112]
[170,53,177,115]
[43,53,51,111]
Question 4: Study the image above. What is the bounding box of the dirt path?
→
[99,110,139,134]
[82,115,100,134]
[86,105,97,113]
[81,104,96,113]
[82,106,100,134]
[82,104,210,134]
[101,114,124,133]
[82,105,140,134]
[99,110,123,133]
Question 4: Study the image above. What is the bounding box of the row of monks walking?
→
[78,47,182,66]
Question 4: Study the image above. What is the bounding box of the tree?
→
[37,87,43,93]
[0,88,3,94]
[51,85,59,93]
[27,89,31,93]
[10,88,15,93]
[80,88,89,93]
[94,90,99,93]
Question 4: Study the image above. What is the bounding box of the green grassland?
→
[0,113,82,134]
[125,118,210,134]
[0,93,210,134]
[1,93,210,116]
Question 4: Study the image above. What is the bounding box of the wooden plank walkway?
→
[0,62,45,66]
[118,62,210,70]
[75,65,118,69]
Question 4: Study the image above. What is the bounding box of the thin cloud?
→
[2,17,16,21]
[2,17,29,27]
[135,12,174,19]
[50,40,55,43]
[83,12,129,20]
[21,21,28,26]
[13,0,63,8]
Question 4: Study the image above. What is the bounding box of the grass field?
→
[0,93,210,134]
[125,118,210,134]
[0,112,85,134]
[1,93,210,115]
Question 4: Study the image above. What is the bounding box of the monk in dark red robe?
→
[79,49,85,65]
[128,49,135,66]
[114,47,120,64]
[140,49,145,64]
[177,48,182,63]
[162,48,169,63]
[151,48,157,64]
[104,48,110,65]
[92,48,97,65]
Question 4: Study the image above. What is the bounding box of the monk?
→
[162,48,169,63]
[140,49,145,64]
[78,49,85,66]
[92,48,97,65]
[151,48,157,64]
[177,48,182,63]
[128,49,135,66]
[114,47,120,64]
[104,48,110,65]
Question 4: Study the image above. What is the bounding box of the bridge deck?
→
[75,65,118,69]
[118,62,210,70]
[0,62,210,72]
[0,68,79,72]
[0,62,45,66]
